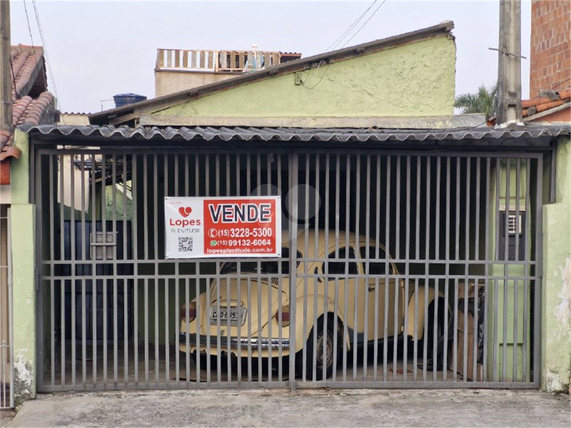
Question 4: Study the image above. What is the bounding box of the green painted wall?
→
[157,36,455,118]
[485,161,532,383]
[542,136,571,393]
[10,130,36,405]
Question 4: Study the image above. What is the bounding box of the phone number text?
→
[213,239,272,247]
[209,227,274,238]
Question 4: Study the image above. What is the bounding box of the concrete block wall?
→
[529,0,570,97]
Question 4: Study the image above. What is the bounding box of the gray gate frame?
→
[30,136,545,392]
[0,205,14,408]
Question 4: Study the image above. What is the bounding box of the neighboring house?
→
[94,23,463,128]
[0,45,56,188]
[58,112,89,126]
[6,20,571,408]
[521,0,570,124]
[529,0,570,98]
[0,44,56,409]
[155,47,301,97]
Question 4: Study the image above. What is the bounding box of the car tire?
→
[300,316,339,380]
[192,350,219,370]
[420,298,449,370]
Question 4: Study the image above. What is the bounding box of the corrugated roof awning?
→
[21,124,570,147]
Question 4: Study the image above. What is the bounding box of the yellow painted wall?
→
[155,70,238,97]
[156,36,456,119]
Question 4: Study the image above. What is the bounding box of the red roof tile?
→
[10,44,46,99]
[1,45,56,169]
[522,87,571,117]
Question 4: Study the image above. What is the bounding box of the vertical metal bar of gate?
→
[69,154,76,388]
[89,152,98,386]
[0,205,14,409]
[33,148,42,394]
[111,154,118,388]
[533,155,543,385]
[464,158,471,382]
[422,156,431,382]
[402,156,410,381]
[122,154,129,388]
[472,158,481,383]
[433,156,442,382]
[133,153,139,387]
[324,154,332,380]
[47,154,54,388]
[78,154,85,388]
[58,152,65,388]
[152,154,159,387]
[7,208,12,408]
[162,155,168,386]
[301,154,309,382]
[288,152,299,391]
[372,155,381,381]
[383,155,391,382]
[173,154,180,386]
[522,158,531,382]
[364,155,371,380]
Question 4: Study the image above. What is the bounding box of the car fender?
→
[405,285,444,340]
[290,294,350,353]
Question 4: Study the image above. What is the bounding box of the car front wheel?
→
[300,317,339,380]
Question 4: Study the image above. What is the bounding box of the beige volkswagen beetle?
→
[179,230,448,379]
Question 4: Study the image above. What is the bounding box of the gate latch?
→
[90,231,117,260]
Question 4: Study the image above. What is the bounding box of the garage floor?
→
[42,343,465,389]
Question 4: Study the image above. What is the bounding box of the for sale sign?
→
[164,196,281,258]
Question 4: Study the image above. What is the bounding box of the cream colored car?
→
[179,230,447,379]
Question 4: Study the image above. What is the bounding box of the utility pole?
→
[1,0,13,150]
[496,0,523,126]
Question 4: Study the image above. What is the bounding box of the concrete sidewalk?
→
[3,389,570,427]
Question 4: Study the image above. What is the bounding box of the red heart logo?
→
[178,207,192,218]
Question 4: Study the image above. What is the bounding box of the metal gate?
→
[35,146,542,391]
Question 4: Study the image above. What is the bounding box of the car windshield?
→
[220,248,300,274]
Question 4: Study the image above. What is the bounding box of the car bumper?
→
[179,333,291,350]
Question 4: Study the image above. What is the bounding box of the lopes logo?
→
[170,206,201,227]
[179,207,192,218]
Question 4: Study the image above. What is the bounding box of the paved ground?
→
[3,389,570,427]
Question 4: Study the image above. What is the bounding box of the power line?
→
[307,0,388,91]
[18,0,40,101]
[31,0,60,108]
[341,0,387,48]
[301,61,330,90]
[22,1,49,93]
[325,0,378,52]
[22,0,36,48]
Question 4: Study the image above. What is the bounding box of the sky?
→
[9,0,532,114]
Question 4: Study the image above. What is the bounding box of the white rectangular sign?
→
[165,196,281,259]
